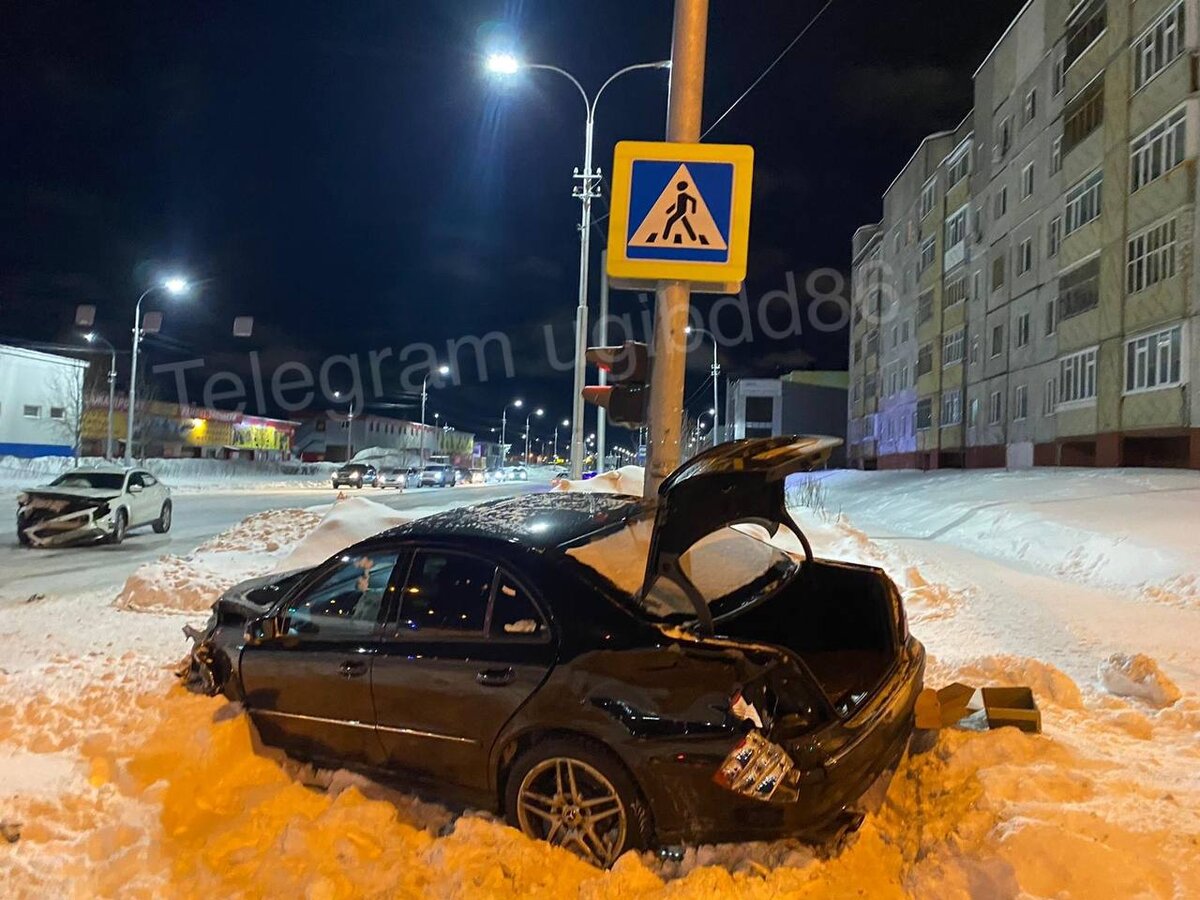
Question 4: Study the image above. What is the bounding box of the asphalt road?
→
[0,482,541,602]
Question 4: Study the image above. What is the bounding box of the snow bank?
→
[1099,653,1182,708]
[278,495,410,571]
[553,465,645,496]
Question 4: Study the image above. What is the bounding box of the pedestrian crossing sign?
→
[607,140,754,290]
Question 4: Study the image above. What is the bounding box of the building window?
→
[1127,217,1177,294]
[1125,325,1184,393]
[947,142,972,186]
[916,398,933,431]
[1021,163,1035,199]
[1053,56,1066,96]
[994,186,1008,219]
[1059,255,1100,320]
[1063,74,1105,154]
[23,405,41,418]
[1043,378,1058,416]
[945,205,968,252]
[920,235,937,272]
[1065,0,1107,69]
[902,319,911,343]
[943,327,966,366]
[1015,312,1031,348]
[991,324,1004,357]
[940,390,963,427]
[1018,238,1034,274]
[944,276,968,309]
[972,270,982,300]
[988,391,1003,425]
[49,407,66,419]
[918,290,934,324]
[992,252,1006,292]
[973,205,985,242]
[1051,136,1062,174]
[1045,299,1057,336]
[1023,89,1038,126]
[1130,106,1187,192]
[996,117,1013,159]
[1013,384,1028,420]
[1048,215,1062,258]
[969,397,980,425]
[917,343,933,376]
[1064,169,1102,234]
[970,336,980,366]
[920,178,937,218]
[1133,2,1185,92]
[1058,346,1099,405]
[865,329,880,355]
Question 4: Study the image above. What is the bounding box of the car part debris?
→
[714,731,800,802]
[915,683,1041,734]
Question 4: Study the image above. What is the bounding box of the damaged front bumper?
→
[17,501,117,547]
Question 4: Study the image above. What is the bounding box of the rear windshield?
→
[49,472,125,491]
[566,518,801,623]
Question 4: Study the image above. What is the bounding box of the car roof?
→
[381,492,645,550]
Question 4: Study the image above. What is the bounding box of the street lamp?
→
[552,417,569,462]
[524,407,544,464]
[421,364,451,428]
[487,52,670,479]
[333,391,357,460]
[686,325,722,448]
[500,398,523,463]
[126,276,189,464]
[83,332,117,460]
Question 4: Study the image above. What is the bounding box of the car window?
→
[127,472,145,489]
[489,571,547,639]
[282,551,401,638]
[141,474,158,487]
[395,551,495,637]
[50,472,125,490]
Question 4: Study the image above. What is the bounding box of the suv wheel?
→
[505,737,652,868]
[152,501,172,534]
[109,508,128,545]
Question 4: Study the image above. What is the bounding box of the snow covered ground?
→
[1,467,1198,897]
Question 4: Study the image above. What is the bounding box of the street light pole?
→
[126,277,189,465]
[84,333,117,460]
[420,364,451,428]
[688,325,721,448]
[524,408,544,463]
[487,56,669,480]
[500,399,523,464]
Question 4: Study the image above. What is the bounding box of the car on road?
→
[17,466,172,547]
[331,463,377,489]
[419,463,456,488]
[374,467,414,490]
[179,437,924,867]
[501,465,529,482]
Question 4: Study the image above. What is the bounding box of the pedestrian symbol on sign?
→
[629,163,728,253]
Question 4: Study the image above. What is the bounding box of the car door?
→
[123,471,153,525]
[238,547,404,767]
[371,547,556,791]
[138,472,166,522]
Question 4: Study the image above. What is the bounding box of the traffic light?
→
[583,341,650,428]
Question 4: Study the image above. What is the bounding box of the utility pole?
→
[645,0,708,497]
[596,249,610,474]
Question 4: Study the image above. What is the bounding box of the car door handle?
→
[338,660,368,678]
[475,667,515,687]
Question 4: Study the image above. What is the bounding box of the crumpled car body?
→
[17,468,171,547]
[179,436,924,863]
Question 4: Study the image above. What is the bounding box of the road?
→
[0,482,541,602]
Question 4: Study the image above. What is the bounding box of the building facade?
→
[850,0,1200,470]
[726,371,849,466]
[0,344,89,457]
[293,413,475,466]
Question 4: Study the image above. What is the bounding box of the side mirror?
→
[244,616,280,645]
[128,483,144,493]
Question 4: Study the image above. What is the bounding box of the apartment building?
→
[849,0,1200,470]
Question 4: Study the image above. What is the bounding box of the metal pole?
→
[106,348,116,460]
[553,427,559,462]
[596,249,609,474]
[500,407,507,462]
[569,114,597,479]
[645,0,708,497]
[711,339,720,448]
[125,287,154,465]
[525,415,532,464]
[347,402,355,460]
[421,374,428,427]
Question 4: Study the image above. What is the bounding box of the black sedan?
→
[181,437,924,867]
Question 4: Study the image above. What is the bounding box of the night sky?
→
[1,0,1024,441]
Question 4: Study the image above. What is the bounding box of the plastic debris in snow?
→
[1098,653,1181,708]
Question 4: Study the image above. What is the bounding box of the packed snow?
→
[1,466,1198,897]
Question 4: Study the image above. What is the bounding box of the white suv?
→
[16,467,173,547]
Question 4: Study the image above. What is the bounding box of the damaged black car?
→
[180,436,924,867]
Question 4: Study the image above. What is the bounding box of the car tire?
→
[504,737,653,868]
[152,501,172,534]
[109,508,128,545]
[17,527,31,547]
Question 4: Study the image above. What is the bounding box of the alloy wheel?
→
[515,757,627,867]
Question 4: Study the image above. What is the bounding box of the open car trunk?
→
[715,558,900,716]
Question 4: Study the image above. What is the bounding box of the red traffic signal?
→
[583,341,650,428]
[585,341,649,382]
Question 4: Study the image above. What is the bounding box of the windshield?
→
[566,517,801,623]
[49,472,125,491]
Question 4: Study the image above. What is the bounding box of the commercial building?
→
[0,344,89,457]
[293,413,475,466]
[726,371,849,466]
[850,0,1200,470]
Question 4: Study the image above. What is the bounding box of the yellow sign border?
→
[606,140,754,285]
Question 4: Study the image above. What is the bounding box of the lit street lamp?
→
[83,332,117,460]
[500,399,523,463]
[552,418,569,462]
[126,276,189,464]
[333,391,356,460]
[525,407,544,464]
[486,52,669,479]
[686,326,722,448]
[421,364,451,427]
